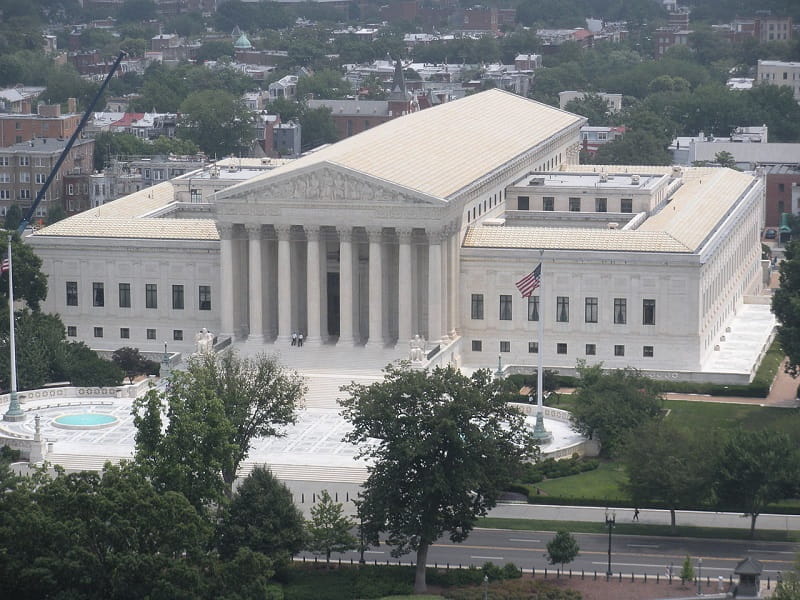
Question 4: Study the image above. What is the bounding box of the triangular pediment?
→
[222,162,446,207]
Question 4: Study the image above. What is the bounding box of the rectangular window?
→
[19,172,30,183]
[67,183,73,194]
[500,341,510,353]
[472,340,482,351]
[120,327,130,339]
[543,196,554,211]
[517,195,529,210]
[556,296,569,322]
[92,282,104,307]
[527,296,539,321]
[172,284,184,310]
[0,190,9,199]
[67,326,77,337]
[621,198,633,213]
[643,299,656,325]
[198,285,211,310]
[145,283,157,309]
[0,157,8,166]
[584,297,598,323]
[499,295,512,320]
[35,173,46,184]
[614,344,625,356]
[146,328,156,340]
[471,293,484,320]
[596,197,607,212]
[779,183,785,193]
[569,197,580,211]
[173,329,183,341]
[93,326,103,338]
[18,156,29,166]
[18,189,30,200]
[614,298,627,324]
[586,343,596,355]
[66,281,78,306]
[557,342,567,354]
[643,345,654,357]
[190,188,202,202]
[529,341,538,353]
[0,174,9,182]
[119,283,131,308]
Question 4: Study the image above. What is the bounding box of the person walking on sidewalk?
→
[633,507,640,521]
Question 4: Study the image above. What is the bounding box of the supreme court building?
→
[29,89,774,382]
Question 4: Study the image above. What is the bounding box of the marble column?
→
[338,227,354,345]
[246,224,264,344]
[276,224,292,343]
[366,227,383,347]
[397,228,413,343]
[219,223,235,338]
[448,224,459,338]
[305,225,322,345]
[428,229,443,344]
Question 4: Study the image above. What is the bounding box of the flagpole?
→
[4,237,23,421]
[531,249,551,444]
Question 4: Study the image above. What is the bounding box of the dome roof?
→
[234,33,252,50]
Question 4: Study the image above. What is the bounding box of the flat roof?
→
[465,166,758,254]
[511,171,664,191]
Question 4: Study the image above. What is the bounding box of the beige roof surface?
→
[466,166,757,254]
[32,182,219,241]
[223,89,584,200]
[464,227,691,253]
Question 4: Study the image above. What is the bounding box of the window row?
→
[472,294,656,325]
[516,195,633,213]
[69,282,212,310]
[471,339,654,358]
[69,326,186,342]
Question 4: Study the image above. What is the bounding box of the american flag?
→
[515,263,541,298]
[1,254,8,274]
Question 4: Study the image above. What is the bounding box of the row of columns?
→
[219,223,458,347]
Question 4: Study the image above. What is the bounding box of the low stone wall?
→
[425,336,462,370]
[508,402,600,459]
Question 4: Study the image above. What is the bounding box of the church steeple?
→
[388,58,413,116]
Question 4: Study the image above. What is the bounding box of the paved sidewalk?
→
[489,503,800,532]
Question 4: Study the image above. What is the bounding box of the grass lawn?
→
[533,461,628,503]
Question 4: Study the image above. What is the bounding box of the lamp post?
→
[697,557,702,595]
[358,513,366,565]
[605,509,616,577]
[483,574,489,600]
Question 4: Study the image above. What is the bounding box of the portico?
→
[219,222,454,348]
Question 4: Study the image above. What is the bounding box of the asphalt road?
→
[304,528,798,580]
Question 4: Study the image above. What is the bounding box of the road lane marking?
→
[746,549,796,555]
[365,550,385,554]
[472,556,504,560]
[591,562,734,572]
[628,544,659,549]
[509,538,541,543]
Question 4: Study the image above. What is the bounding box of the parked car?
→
[765,228,777,239]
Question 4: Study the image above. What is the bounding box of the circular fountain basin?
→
[53,413,119,430]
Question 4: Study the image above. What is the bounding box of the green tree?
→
[545,530,580,570]
[133,351,305,507]
[0,234,48,311]
[296,69,352,100]
[680,555,695,582]
[3,205,22,231]
[195,40,235,63]
[178,89,254,157]
[772,554,800,600]
[306,489,357,565]
[713,429,800,538]
[592,129,672,166]
[299,106,339,151]
[45,204,67,226]
[622,420,717,531]
[772,241,800,375]
[117,0,156,23]
[112,346,153,384]
[714,150,737,169]
[216,466,306,568]
[0,462,211,599]
[564,93,611,126]
[340,364,536,594]
[569,362,663,456]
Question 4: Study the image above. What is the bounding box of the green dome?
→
[234,33,252,50]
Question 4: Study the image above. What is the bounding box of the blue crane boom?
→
[17,50,127,235]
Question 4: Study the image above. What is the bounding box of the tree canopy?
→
[178,89,254,157]
[133,352,305,508]
[546,530,580,569]
[340,364,536,594]
[306,489,357,564]
[772,241,800,375]
[569,362,663,456]
[713,429,800,537]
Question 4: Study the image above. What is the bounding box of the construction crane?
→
[17,50,127,235]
